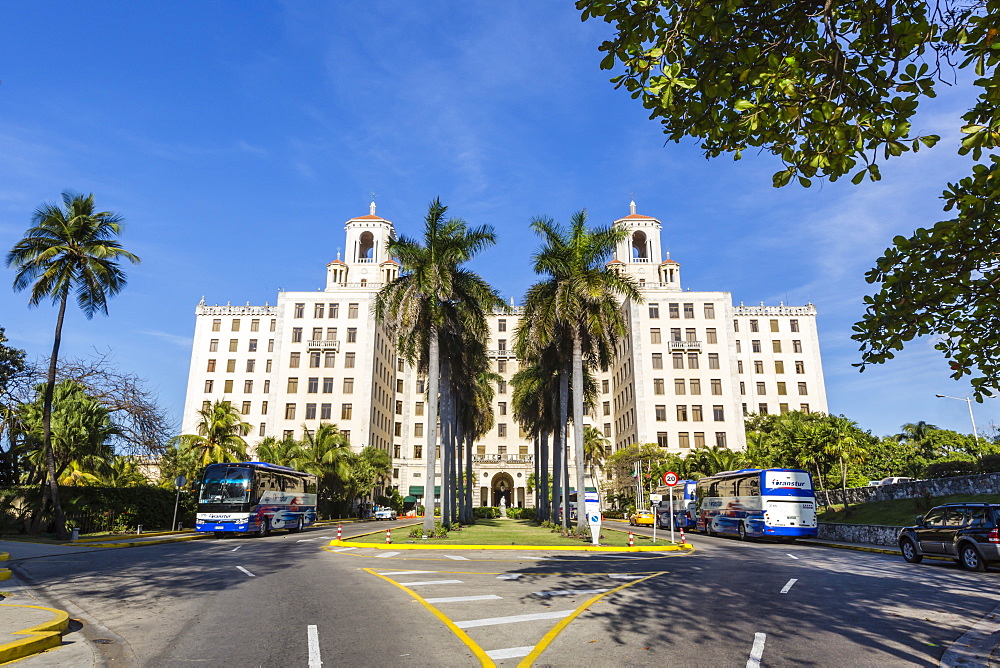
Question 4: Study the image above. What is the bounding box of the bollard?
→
[385,528,391,544]
[137,525,143,535]
[680,527,686,544]
[628,531,634,547]
[337,524,342,541]
[70,527,79,541]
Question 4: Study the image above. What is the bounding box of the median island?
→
[348,518,687,549]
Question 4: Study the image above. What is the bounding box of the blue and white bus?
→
[195,462,318,537]
[654,480,698,529]
[696,468,817,540]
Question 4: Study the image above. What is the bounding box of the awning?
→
[408,486,442,496]
[568,487,599,493]
[403,495,417,503]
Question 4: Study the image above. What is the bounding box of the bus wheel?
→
[291,516,304,533]
[738,522,749,541]
[256,518,271,538]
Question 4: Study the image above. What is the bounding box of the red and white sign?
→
[663,471,679,487]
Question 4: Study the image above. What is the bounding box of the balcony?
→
[473,454,534,465]
[307,340,340,351]
[667,340,702,351]
[487,349,518,359]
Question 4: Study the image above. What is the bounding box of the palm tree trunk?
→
[572,333,587,532]
[533,434,540,519]
[440,363,452,528]
[840,456,851,517]
[559,365,569,532]
[550,417,561,525]
[464,429,473,524]
[42,292,68,539]
[540,430,549,522]
[422,328,440,537]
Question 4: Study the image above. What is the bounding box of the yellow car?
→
[629,509,655,526]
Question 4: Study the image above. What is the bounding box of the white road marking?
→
[307,624,322,667]
[329,547,357,552]
[444,555,470,561]
[534,589,609,597]
[230,546,241,552]
[399,580,464,587]
[497,574,522,580]
[373,551,401,558]
[787,553,799,560]
[456,610,574,629]
[297,538,317,542]
[607,574,644,580]
[747,632,766,668]
[486,646,534,660]
[424,594,503,604]
[378,570,433,576]
[521,556,548,560]
[237,566,255,577]
[780,578,798,594]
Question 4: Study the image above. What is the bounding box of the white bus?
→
[654,480,698,529]
[696,468,818,540]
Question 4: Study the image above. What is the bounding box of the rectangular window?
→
[307,377,318,393]
[750,319,759,332]
[711,379,722,395]
[250,319,260,332]
[687,353,699,369]
[706,328,717,344]
[415,402,424,416]
[669,303,680,319]
[329,303,339,318]
[735,340,741,353]
[395,379,403,393]
[770,319,779,332]
[716,432,727,447]
[263,380,270,392]
[345,353,355,368]
[602,379,609,394]
[268,339,274,352]
[676,405,688,421]
[672,352,684,369]
[212,319,221,332]
[670,328,682,342]
[270,319,277,332]
[604,423,612,437]
[314,303,325,318]
[231,319,240,332]
[229,339,238,352]
[779,403,789,414]
[321,403,331,420]
[204,380,214,393]
[690,379,701,395]
[207,359,216,372]
[414,423,424,437]
[325,327,337,341]
[734,319,739,332]
[652,353,663,369]
[752,340,761,353]
[800,403,810,413]
[244,380,253,393]
[347,328,357,343]
[740,381,746,395]
[285,403,296,419]
[655,405,667,421]
[674,379,686,395]
[777,382,787,395]
[704,303,715,319]
[292,328,303,343]
[692,405,703,421]
[708,353,719,369]
[226,359,236,373]
[294,303,304,318]
[498,401,507,416]
[312,327,323,341]
[497,358,506,372]
[657,432,669,448]
[323,377,334,393]
[497,379,507,394]
[775,360,785,374]
[395,400,403,415]
[338,378,352,394]
[310,352,321,368]
[650,328,661,344]
[497,339,506,352]
[498,423,507,437]
[798,382,808,395]
[790,319,800,332]
[324,352,335,368]
[758,403,768,415]
[498,319,506,332]
[241,401,251,415]
[772,340,782,354]
[287,377,299,393]
[737,360,744,373]
[754,360,764,373]
[290,352,300,368]
[603,401,611,415]
[341,403,353,420]
[653,378,665,395]
[648,303,659,319]
[795,360,805,374]
[678,432,690,449]
[283,429,294,440]
[694,432,706,448]
[348,303,358,318]
[683,303,695,318]
[305,404,317,420]
[756,382,766,394]
[260,423,266,437]
[713,405,725,421]
[209,339,218,352]
[792,340,803,353]
[248,339,257,353]
[685,328,697,342]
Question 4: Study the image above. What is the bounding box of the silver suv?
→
[898,503,1000,572]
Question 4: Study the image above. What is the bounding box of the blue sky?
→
[0,3,991,440]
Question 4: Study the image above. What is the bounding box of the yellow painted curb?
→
[329,537,693,552]
[0,569,10,582]
[0,604,69,664]
[0,552,8,561]
[79,534,212,549]
[71,530,197,544]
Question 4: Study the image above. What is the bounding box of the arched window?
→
[358,232,375,262]
[631,231,648,260]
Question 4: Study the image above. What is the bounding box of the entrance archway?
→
[490,472,515,507]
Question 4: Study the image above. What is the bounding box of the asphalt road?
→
[11,519,1000,666]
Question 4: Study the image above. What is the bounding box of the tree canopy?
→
[579,0,1000,396]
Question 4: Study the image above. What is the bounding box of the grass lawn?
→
[817,493,1000,526]
[350,518,680,548]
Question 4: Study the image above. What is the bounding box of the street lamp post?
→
[934,394,980,448]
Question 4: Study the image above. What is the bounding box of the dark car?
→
[898,503,1000,572]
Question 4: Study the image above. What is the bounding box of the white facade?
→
[181,202,828,508]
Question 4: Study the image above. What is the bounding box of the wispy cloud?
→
[136,330,192,348]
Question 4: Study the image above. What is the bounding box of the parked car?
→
[898,503,1000,572]
[373,507,397,520]
[867,480,882,487]
[629,509,655,526]
[879,476,915,486]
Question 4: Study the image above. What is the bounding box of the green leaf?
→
[772,169,793,188]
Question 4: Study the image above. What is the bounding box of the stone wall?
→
[817,523,903,546]
[815,471,1000,507]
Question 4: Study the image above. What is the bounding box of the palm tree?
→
[825,415,865,516]
[6,192,140,537]
[583,425,609,485]
[375,198,503,537]
[525,210,640,530]
[297,423,352,516]
[175,400,251,468]
[895,421,940,458]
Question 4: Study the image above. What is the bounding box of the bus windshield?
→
[199,466,253,504]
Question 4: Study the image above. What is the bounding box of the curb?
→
[804,540,901,556]
[0,604,69,664]
[328,537,694,553]
[70,530,197,544]
[77,534,212,549]
[0,552,9,581]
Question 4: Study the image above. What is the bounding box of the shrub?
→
[980,454,1000,473]
[506,507,536,520]
[474,506,500,519]
[924,460,979,479]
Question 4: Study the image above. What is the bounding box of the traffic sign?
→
[649,493,663,502]
[662,471,679,487]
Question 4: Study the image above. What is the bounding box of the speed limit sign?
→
[662,471,679,487]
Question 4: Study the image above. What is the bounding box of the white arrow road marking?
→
[399,580,464,587]
[486,647,534,660]
[307,625,322,667]
[297,538,317,542]
[747,632,766,668]
[373,552,400,558]
[456,610,574,629]
[237,566,255,577]
[444,555,470,560]
[230,546,241,552]
[607,574,644,580]
[780,578,798,594]
[378,570,433,576]
[424,594,502,604]
[497,573,522,580]
[329,547,357,552]
[787,553,799,560]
